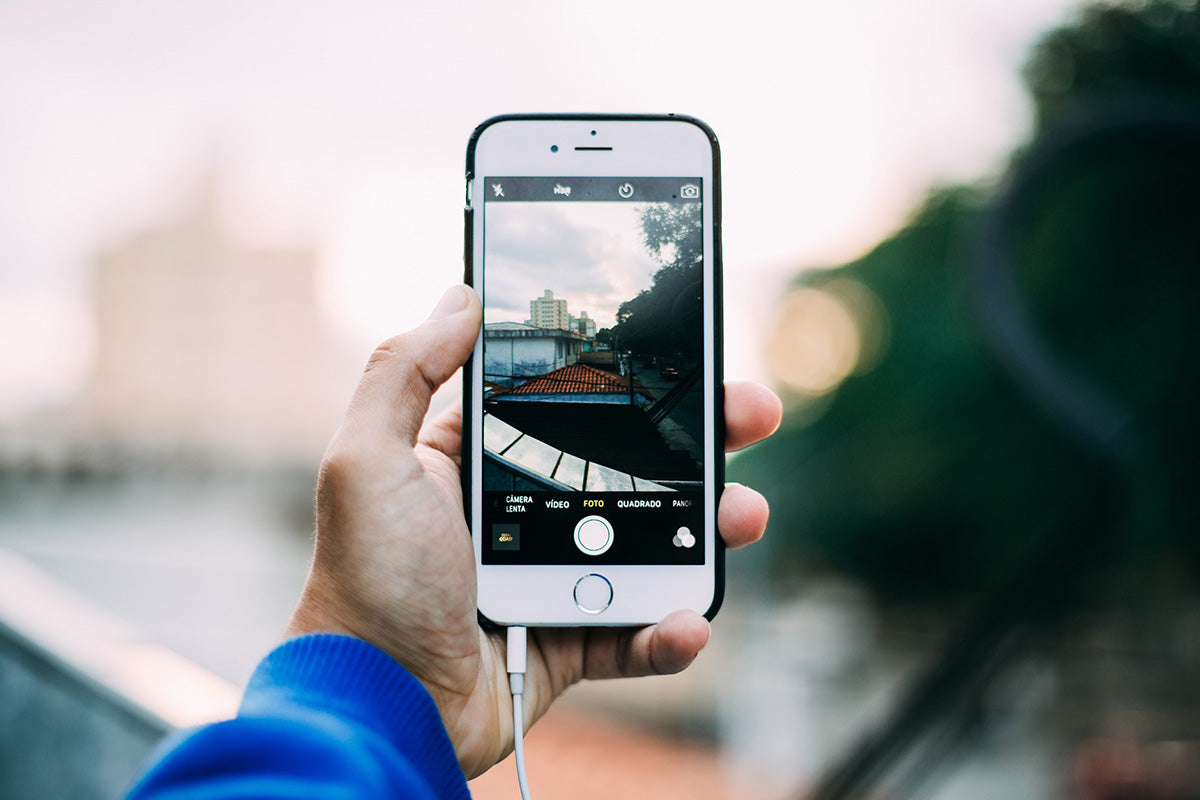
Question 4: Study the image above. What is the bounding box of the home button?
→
[573,574,613,614]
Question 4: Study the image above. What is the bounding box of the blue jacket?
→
[126,634,472,800]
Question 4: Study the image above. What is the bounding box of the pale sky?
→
[485,202,664,330]
[0,0,1084,418]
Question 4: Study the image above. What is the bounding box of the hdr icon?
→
[493,524,521,551]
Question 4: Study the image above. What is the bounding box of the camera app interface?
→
[482,177,705,566]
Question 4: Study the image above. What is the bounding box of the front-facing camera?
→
[550,145,558,153]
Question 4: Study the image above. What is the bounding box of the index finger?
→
[418,397,464,462]
[724,381,782,452]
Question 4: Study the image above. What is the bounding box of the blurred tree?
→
[734,0,1200,600]
[1026,0,1200,129]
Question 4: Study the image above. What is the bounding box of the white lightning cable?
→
[507,625,533,800]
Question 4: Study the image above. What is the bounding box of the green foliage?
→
[735,191,1100,598]
[610,203,703,358]
[733,0,1200,599]
[638,203,703,269]
[1025,0,1200,128]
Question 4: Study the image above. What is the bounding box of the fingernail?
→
[428,285,468,320]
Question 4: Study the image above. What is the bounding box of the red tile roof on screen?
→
[507,363,649,397]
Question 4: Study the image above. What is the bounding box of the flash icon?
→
[492,183,504,197]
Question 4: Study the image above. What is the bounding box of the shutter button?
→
[573,515,614,555]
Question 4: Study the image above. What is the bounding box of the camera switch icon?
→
[680,184,699,199]
[672,526,696,549]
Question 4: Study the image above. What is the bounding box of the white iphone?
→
[464,114,723,626]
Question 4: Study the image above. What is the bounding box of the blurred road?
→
[0,474,313,686]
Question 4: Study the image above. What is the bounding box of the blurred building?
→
[570,310,597,337]
[73,172,352,468]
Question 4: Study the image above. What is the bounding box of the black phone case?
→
[463,113,726,622]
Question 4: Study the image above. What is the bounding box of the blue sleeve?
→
[126,634,472,800]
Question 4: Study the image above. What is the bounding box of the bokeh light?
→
[767,287,862,396]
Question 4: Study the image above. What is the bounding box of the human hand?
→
[286,284,782,778]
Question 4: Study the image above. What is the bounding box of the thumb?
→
[345,285,481,445]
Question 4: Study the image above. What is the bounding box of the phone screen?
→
[481,176,706,566]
